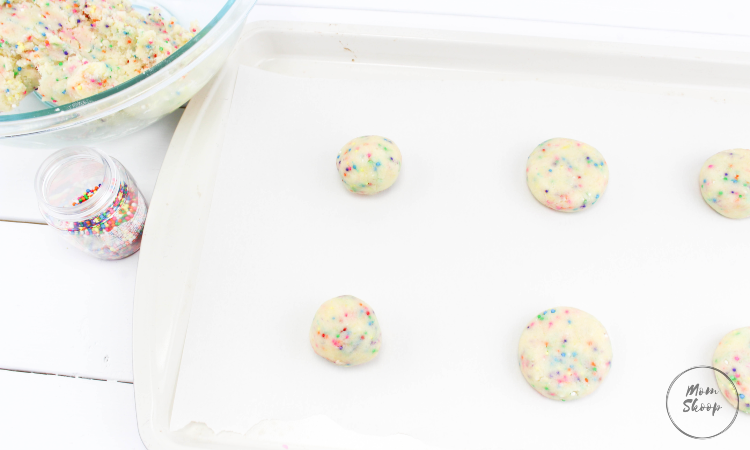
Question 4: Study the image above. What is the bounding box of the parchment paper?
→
[170,65,749,449]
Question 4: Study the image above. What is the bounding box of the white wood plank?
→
[0,109,183,224]
[0,221,136,382]
[0,369,146,450]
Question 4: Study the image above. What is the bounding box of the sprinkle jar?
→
[34,146,147,260]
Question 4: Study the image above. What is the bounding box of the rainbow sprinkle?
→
[71,183,101,206]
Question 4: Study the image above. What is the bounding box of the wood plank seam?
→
[0,368,133,384]
[0,219,46,225]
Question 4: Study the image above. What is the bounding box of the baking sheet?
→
[169,65,748,448]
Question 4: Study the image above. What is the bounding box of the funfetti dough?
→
[526,138,609,212]
[336,135,402,194]
[0,55,36,111]
[699,149,750,219]
[0,0,198,111]
[518,307,613,401]
[713,327,750,413]
[309,295,382,366]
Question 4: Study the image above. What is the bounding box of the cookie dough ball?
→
[713,327,750,413]
[518,307,613,401]
[309,295,382,366]
[336,136,402,194]
[699,149,750,219]
[526,138,609,212]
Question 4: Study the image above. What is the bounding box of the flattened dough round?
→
[713,327,750,413]
[518,307,613,401]
[336,136,402,194]
[309,295,382,366]
[699,149,750,219]
[526,138,609,212]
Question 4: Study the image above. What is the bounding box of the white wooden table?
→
[2,2,749,448]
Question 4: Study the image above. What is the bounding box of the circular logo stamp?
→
[666,366,739,439]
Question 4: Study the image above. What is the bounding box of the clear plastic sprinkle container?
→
[34,146,147,260]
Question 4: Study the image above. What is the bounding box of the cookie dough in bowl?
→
[336,136,402,194]
[526,138,609,212]
[518,307,612,401]
[0,0,200,111]
[713,327,750,413]
[699,149,750,219]
[309,295,382,367]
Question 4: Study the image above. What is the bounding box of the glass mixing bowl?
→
[0,0,255,148]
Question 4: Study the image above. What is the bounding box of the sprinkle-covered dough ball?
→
[518,307,613,401]
[309,295,382,366]
[713,327,750,413]
[526,138,609,212]
[699,149,750,219]
[336,136,402,194]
